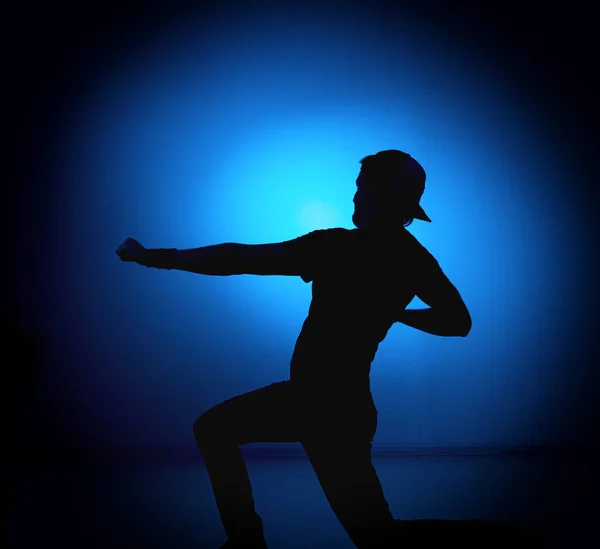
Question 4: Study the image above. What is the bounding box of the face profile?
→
[352,174,377,229]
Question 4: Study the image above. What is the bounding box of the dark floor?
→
[6,452,598,549]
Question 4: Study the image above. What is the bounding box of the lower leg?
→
[304,440,395,549]
[336,478,396,549]
[197,443,266,542]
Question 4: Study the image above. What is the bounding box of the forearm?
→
[139,244,241,275]
[397,308,471,337]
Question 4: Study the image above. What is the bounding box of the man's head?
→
[352,149,431,230]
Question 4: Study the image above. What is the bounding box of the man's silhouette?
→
[116,149,472,549]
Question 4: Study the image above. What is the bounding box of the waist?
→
[289,376,373,403]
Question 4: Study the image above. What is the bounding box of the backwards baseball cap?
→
[359,149,431,223]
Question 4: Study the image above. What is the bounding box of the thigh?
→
[193,380,301,446]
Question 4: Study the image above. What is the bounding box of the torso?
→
[290,227,424,408]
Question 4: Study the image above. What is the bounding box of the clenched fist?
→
[116,237,147,263]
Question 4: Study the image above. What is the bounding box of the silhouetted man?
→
[116,149,472,549]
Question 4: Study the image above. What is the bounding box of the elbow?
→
[458,310,472,337]
[445,305,471,337]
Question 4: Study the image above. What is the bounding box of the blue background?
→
[6,2,600,547]
[8,1,599,457]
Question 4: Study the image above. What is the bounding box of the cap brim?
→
[413,204,431,222]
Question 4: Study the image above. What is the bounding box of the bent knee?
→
[193,410,229,449]
[193,413,211,444]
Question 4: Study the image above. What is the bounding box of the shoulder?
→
[284,227,352,247]
[402,229,442,270]
[306,227,352,237]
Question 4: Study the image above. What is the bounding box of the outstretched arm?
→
[135,241,303,276]
[118,230,332,280]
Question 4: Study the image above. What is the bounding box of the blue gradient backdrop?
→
[21,4,596,458]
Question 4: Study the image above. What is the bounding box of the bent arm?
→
[396,308,471,337]
[397,258,472,337]
[139,242,303,276]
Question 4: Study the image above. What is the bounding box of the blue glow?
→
[38,6,589,463]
